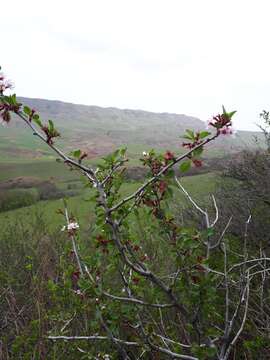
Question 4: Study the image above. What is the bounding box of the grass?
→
[0,172,218,230]
[0,160,79,181]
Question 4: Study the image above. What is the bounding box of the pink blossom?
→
[0,73,14,93]
[61,222,80,232]
[218,126,237,136]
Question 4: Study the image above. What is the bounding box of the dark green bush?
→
[0,189,38,212]
[37,182,65,201]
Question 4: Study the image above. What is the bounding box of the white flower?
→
[74,289,83,295]
[142,151,148,156]
[61,222,79,232]
[67,222,79,230]
[103,355,110,360]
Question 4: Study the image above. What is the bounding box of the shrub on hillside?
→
[0,189,38,212]
[216,149,270,249]
[37,182,65,201]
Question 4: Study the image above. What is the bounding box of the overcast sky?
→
[2,0,270,130]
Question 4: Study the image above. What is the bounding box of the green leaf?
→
[23,106,31,116]
[180,160,191,172]
[33,117,42,128]
[222,106,237,119]
[10,94,17,105]
[183,129,195,140]
[182,134,193,140]
[192,146,203,157]
[222,105,227,114]
[72,149,81,158]
[119,147,127,156]
[228,110,237,118]
[25,263,32,271]
[48,119,54,131]
[199,131,211,139]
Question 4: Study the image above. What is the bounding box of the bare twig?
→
[210,216,232,250]
[103,291,174,308]
[48,335,139,347]
[222,278,250,360]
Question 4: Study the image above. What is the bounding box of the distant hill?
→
[0,97,264,161]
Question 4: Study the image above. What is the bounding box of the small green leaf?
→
[33,117,42,127]
[183,129,195,140]
[25,263,32,271]
[222,105,226,114]
[222,106,236,119]
[23,106,31,115]
[182,134,193,140]
[119,147,127,156]
[199,131,211,139]
[72,149,81,158]
[228,110,237,118]
[10,94,17,105]
[180,160,191,172]
[48,119,54,131]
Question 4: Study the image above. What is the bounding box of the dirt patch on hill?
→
[0,177,53,190]
[68,135,117,158]
[1,148,47,159]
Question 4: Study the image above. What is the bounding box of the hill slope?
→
[0,97,263,161]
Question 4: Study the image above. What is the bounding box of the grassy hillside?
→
[0,97,263,164]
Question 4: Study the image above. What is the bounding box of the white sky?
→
[2,0,270,130]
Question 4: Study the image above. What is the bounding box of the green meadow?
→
[0,171,218,230]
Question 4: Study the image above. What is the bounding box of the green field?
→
[0,172,218,231]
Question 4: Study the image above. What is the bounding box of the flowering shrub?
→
[2,67,269,359]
